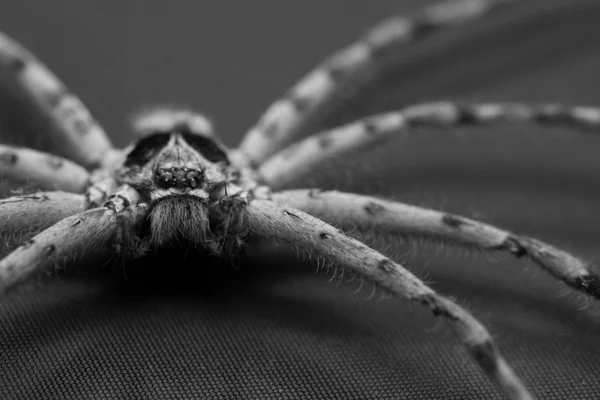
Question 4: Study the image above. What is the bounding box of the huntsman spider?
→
[1,0,599,399]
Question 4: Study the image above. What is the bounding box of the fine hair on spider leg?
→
[272,190,600,300]
[258,102,600,189]
[234,0,541,167]
[0,191,86,245]
[245,199,533,400]
[0,144,90,192]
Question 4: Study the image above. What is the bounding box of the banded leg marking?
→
[258,102,600,188]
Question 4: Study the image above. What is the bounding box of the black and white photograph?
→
[1,1,600,399]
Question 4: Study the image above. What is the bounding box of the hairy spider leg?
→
[245,199,533,400]
[0,32,114,168]
[0,192,86,241]
[0,144,90,192]
[84,176,120,209]
[272,189,600,300]
[233,0,522,167]
[258,102,600,188]
[0,186,143,294]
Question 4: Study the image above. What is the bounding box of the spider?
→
[0,0,599,399]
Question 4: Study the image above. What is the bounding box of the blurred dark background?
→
[2,1,600,399]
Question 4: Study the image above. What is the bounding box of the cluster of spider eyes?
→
[155,166,203,188]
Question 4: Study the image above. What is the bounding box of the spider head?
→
[117,110,243,250]
[151,133,215,190]
[119,111,232,200]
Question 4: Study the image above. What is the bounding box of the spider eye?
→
[124,133,171,167]
[180,132,230,164]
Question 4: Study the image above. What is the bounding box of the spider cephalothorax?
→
[1,1,599,399]
[113,122,251,254]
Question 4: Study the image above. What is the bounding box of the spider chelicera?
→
[0,1,599,399]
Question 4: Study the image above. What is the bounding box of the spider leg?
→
[232,0,521,167]
[257,102,600,188]
[0,31,114,168]
[0,186,145,294]
[0,191,85,241]
[246,199,533,400]
[0,144,89,192]
[272,189,600,300]
[84,175,119,208]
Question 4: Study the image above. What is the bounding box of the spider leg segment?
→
[272,189,600,300]
[0,144,89,192]
[0,208,115,294]
[104,184,142,214]
[209,190,251,256]
[233,0,521,167]
[84,176,120,209]
[0,191,85,240]
[257,102,600,188]
[245,199,533,400]
[0,31,113,168]
[0,185,145,294]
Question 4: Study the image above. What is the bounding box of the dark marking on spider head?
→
[319,232,330,239]
[0,152,18,166]
[364,201,386,216]
[121,124,231,195]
